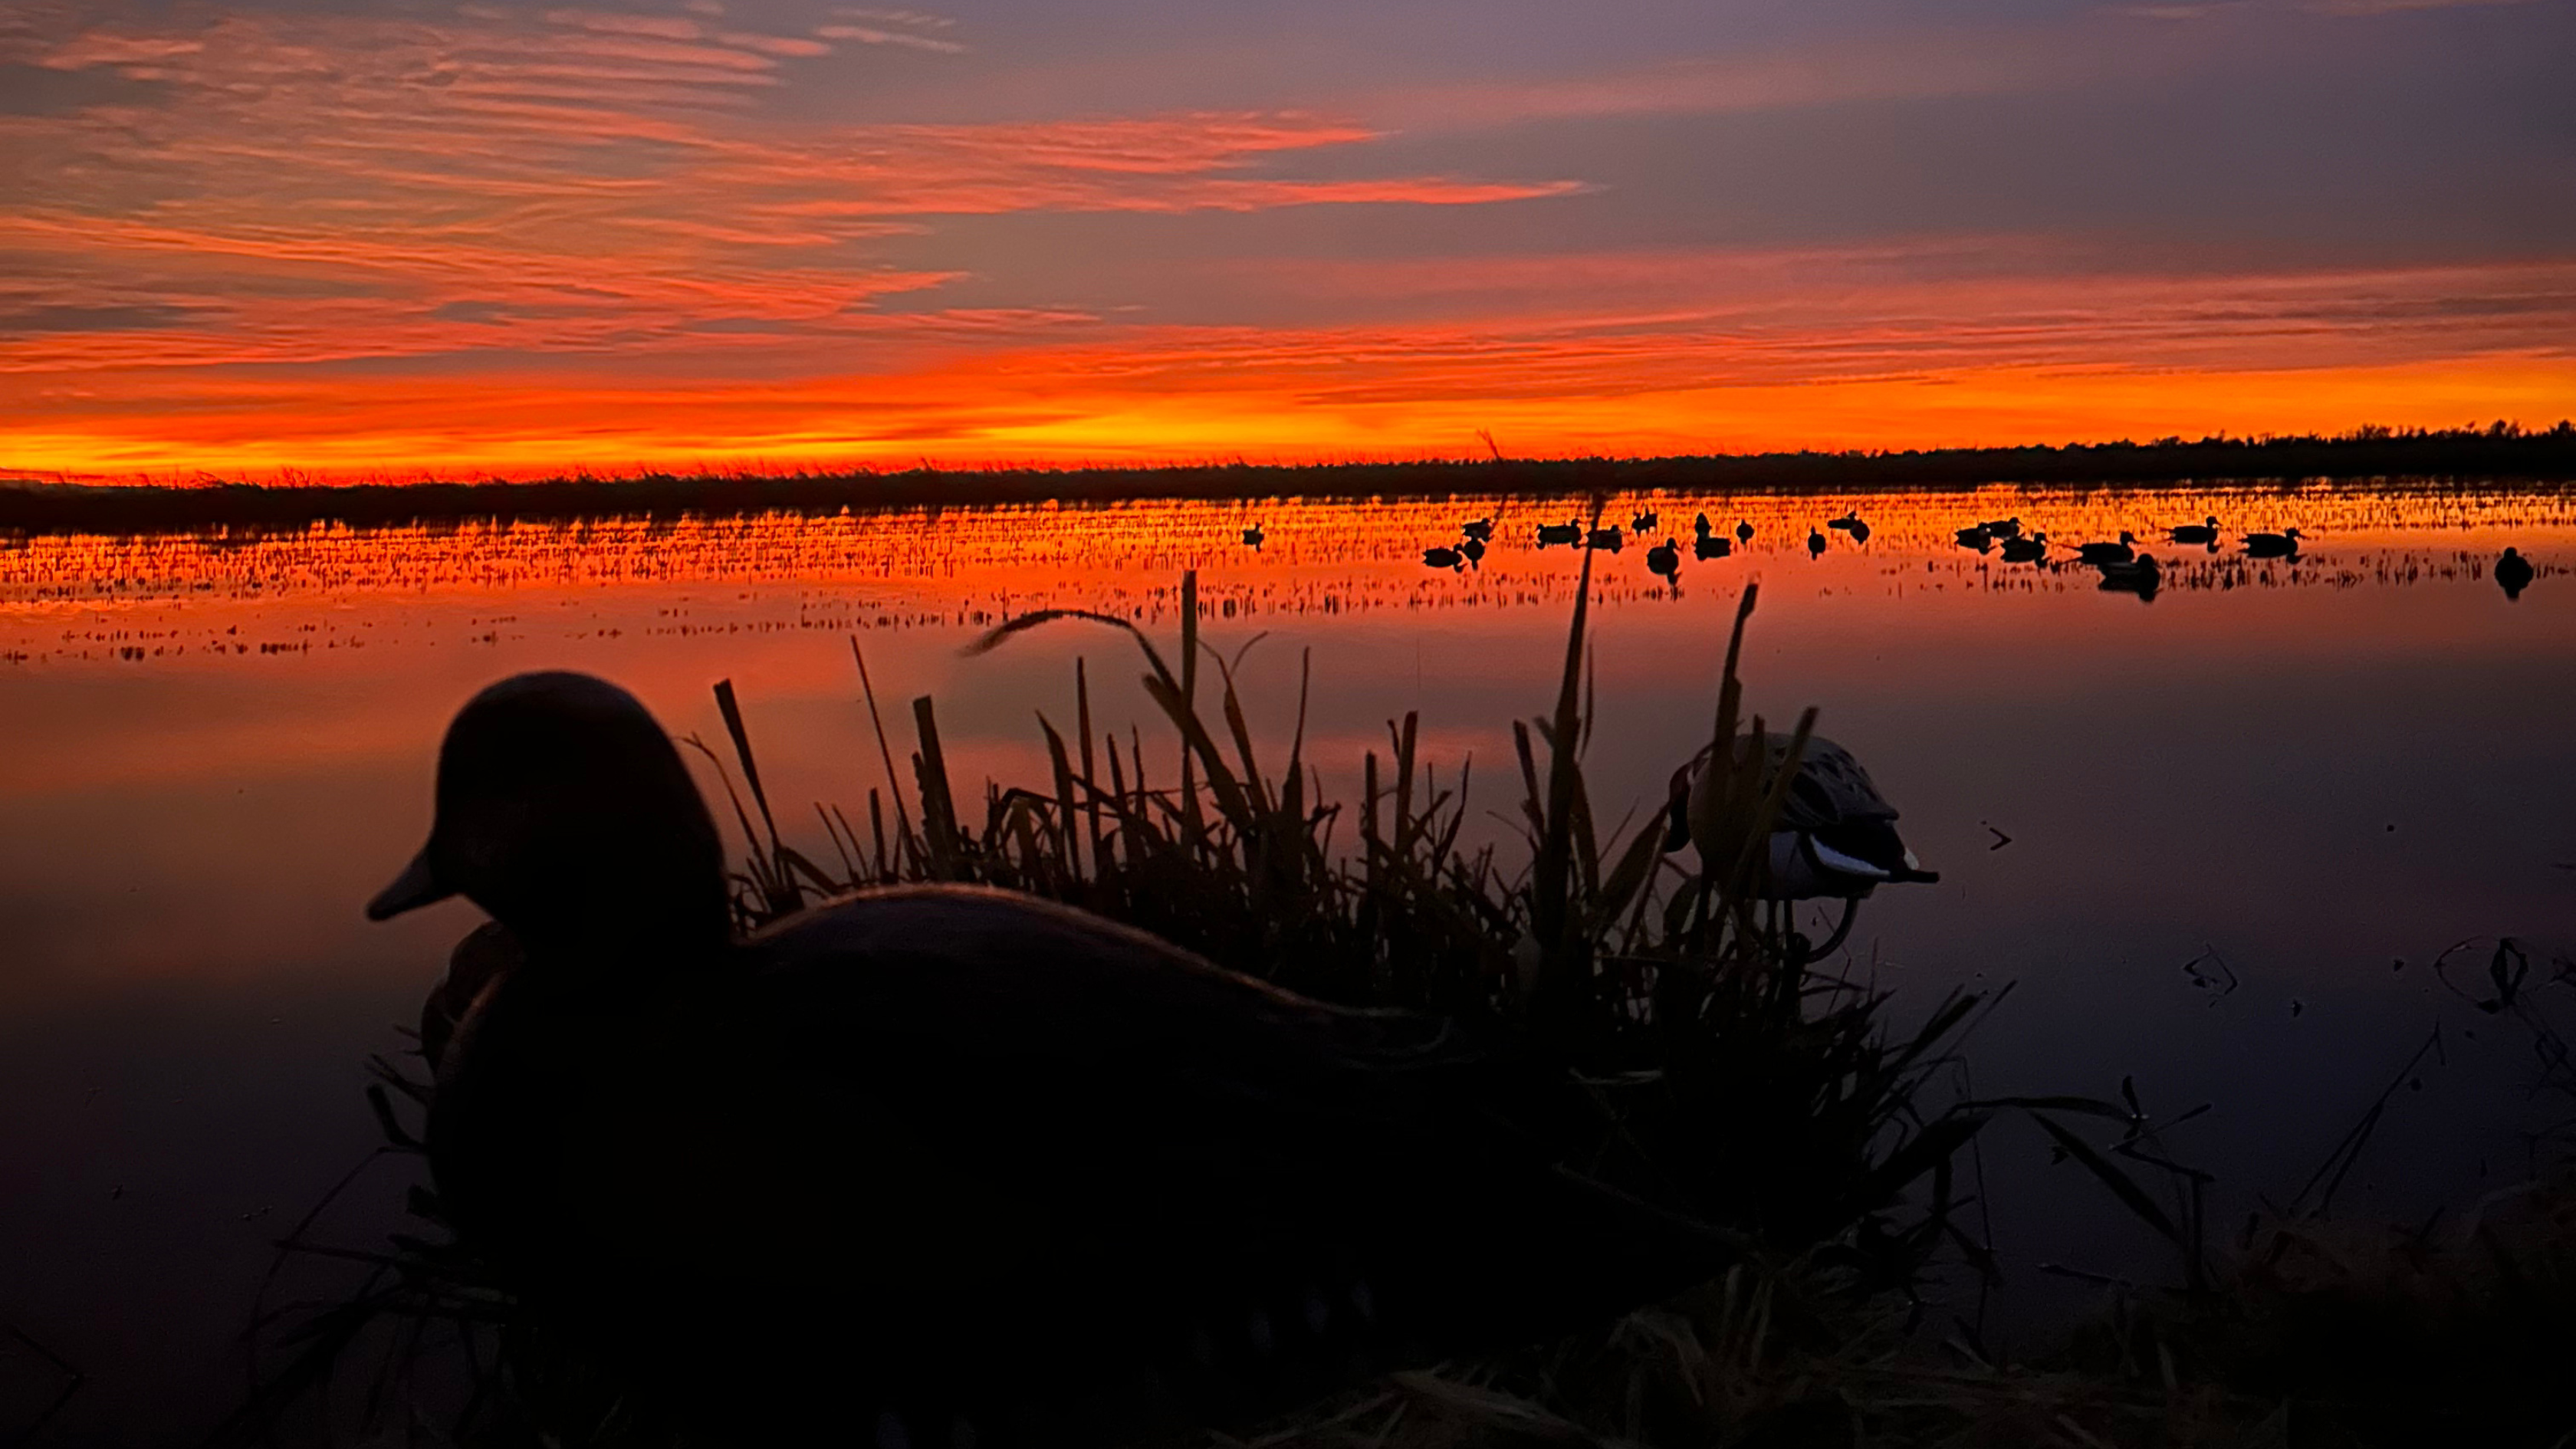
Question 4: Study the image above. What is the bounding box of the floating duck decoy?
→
[2243,527,2303,559]
[1460,518,1494,541]
[1646,537,1681,582]
[1693,512,1714,538]
[1241,524,1265,548]
[2169,516,2220,545]
[369,674,1735,1442]
[1423,545,1464,570]
[1954,526,1993,552]
[1999,531,2048,564]
[1663,731,1937,955]
[1631,508,1658,534]
[1806,529,1827,558]
[2095,554,2161,599]
[1460,535,1487,566]
[1847,519,1871,545]
[1735,520,1755,544]
[2075,531,2138,565]
[1587,527,1625,551]
[2496,546,2535,600]
[1536,519,1582,547]
[1977,517,2022,539]
[1827,511,1862,532]
[1694,534,1732,560]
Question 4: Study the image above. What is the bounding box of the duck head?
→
[369,672,729,960]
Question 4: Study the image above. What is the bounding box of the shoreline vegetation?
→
[251,556,2576,1447]
[10,424,2576,536]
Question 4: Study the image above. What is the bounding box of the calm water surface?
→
[4,482,2574,1441]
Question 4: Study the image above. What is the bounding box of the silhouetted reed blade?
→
[249,563,1991,1447]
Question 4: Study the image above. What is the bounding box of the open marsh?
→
[3,479,2574,1441]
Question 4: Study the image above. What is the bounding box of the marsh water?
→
[5,481,2574,1441]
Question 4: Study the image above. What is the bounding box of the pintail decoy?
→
[1662,731,1938,906]
[1694,533,1732,560]
[1423,545,1464,570]
[2496,546,2535,599]
[1536,519,1582,547]
[1646,537,1681,581]
[369,674,1736,1444]
[2243,527,2303,559]
[1999,531,2049,564]
[2169,516,2220,545]
[1631,508,1658,534]
[2075,531,2138,566]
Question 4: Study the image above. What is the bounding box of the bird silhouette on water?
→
[1422,544,1464,570]
[1807,528,1827,558]
[1587,525,1625,551]
[2243,527,2303,559]
[2094,554,2161,600]
[1999,531,2049,564]
[1735,519,1756,544]
[2075,531,2138,565]
[1646,537,1681,583]
[1536,518,1582,547]
[369,674,1735,1446]
[1460,517,1494,542]
[2168,516,2220,546]
[1240,524,1264,548]
[1631,508,1658,534]
[2496,546,2535,600]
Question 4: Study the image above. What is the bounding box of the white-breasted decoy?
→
[1661,731,1938,910]
[369,673,1733,1444]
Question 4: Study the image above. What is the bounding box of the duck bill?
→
[366,848,454,921]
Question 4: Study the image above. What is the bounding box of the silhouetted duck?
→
[1646,537,1681,581]
[1977,517,2021,538]
[1693,511,1714,538]
[2095,554,2161,599]
[1241,523,1265,548]
[2075,531,2137,565]
[2243,527,2303,559]
[1806,528,1827,557]
[2496,546,2535,599]
[1848,519,1871,544]
[1460,517,1494,541]
[1735,519,1755,544]
[1587,526,1625,551]
[1999,531,2048,563]
[1694,533,1732,560]
[1460,535,1487,565]
[370,675,1734,1444]
[2169,516,2220,545]
[1631,508,1658,534]
[1663,731,1938,902]
[1954,525,1993,551]
[1827,511,1861,532]
[1422,545,1464,570]
[1536,519,1582,547]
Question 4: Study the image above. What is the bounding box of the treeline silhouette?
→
[6,423,2571,535]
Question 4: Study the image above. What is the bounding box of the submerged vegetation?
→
[247,538,2576,1447]
[9,424,2576,535]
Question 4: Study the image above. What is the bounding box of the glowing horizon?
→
[5,0,2571,481]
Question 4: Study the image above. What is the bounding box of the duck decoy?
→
[1999,531,2048,564]
[1847,519,1871,545]
[1693,512,1714,538]
[1646,537,1681,582]
[1806,529,1827,558]
[1954,525,1990,550]
[1631,508,1658,534]
[1976,517,2021,539]
[1735,519,1754,544]
[1662,731,1937,957]
[1460,518,1494,541]
[1241,524,1265,548]
[1422,545,1464,570]
[2243,527,2303,559]
[1460,535,1487,565]
[1694,533,1732,560]
[1587,526,1625,551]
[2496,546,2535,600]
[369,674,1736,1443]
[1536,519,1582,547]
[1826,511,1861,532]
[2074,531,2137,566]
[2169,516,2220,545]
[2095,554,2161,600]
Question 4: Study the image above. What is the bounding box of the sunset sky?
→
[2,0,2571,476]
